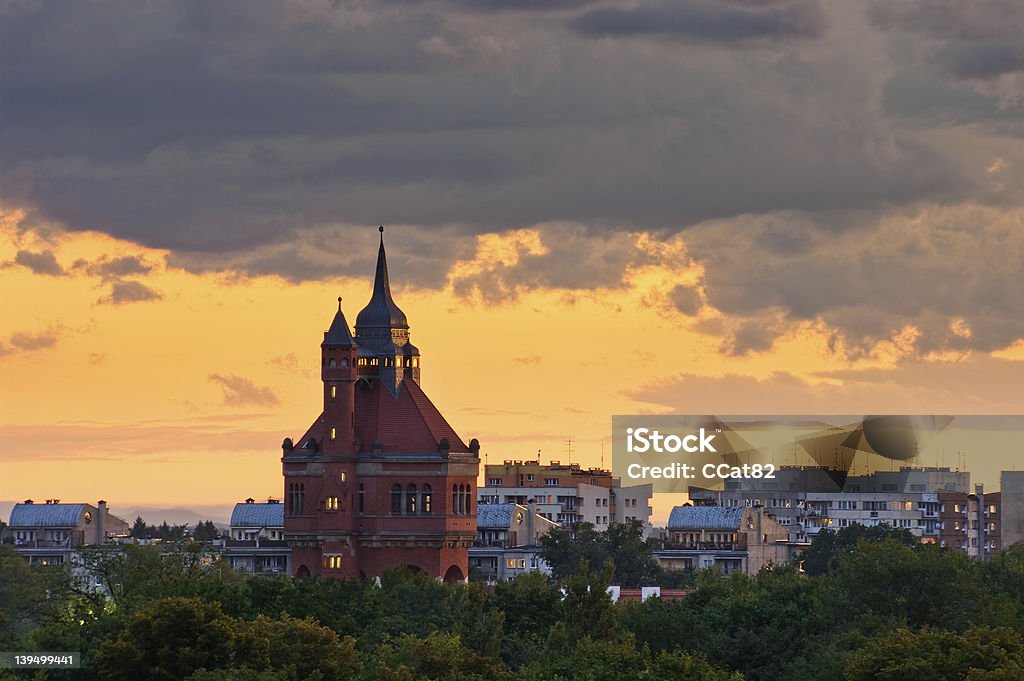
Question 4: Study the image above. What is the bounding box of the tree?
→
[844,626,1024,681]
[94,597,235,681]
[130,516,148,538]
[193,521,221,542]
[540,520,666,587]
[800,523,915,576]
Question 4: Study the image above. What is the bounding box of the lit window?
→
[339,471,347,483]
[330,427,336,440]
[331,385,337,399]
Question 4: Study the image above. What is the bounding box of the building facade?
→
[469,503,558,582]
[660,505,792,576]
[6,500,129,566]
[224,499,290,575]
[478,459,653,531]
[689,466,980,548]
[282,229,480,581]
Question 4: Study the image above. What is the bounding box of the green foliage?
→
[539,519,668,586]
[844,626,1024,681]
[9,530,1024,680]
[800,523,916,576]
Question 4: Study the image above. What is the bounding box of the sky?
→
[2,0,1024,525]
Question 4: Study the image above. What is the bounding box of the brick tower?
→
[282,227,479,581]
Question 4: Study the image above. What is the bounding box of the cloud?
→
[74,254,155,279]
[0,0,974,279]
[512,355,541,365]
[869,0,1024,79]
[0,326,62,357]
[8,249,64,275]
[683,204,1024,355]
[668,285,702,316]
[570,0,827,42]
[96,280,163,305]
[627,355,1024,414]
[208,373,280,407]
[0,421,282,460]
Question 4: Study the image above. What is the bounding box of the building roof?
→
[477,503,519,529]
[354,377,471,453]
[9,503,86,528]
[667,506,745,530]
[355,229,408,332]
[230,502,285,528]
[323,299,357,346]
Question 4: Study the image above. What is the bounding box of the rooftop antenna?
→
[600,441,605,469]
[565,437,574,465]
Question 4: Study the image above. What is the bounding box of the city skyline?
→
[4,1,1024,522]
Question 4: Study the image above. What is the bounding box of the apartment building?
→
[478,459,653,531]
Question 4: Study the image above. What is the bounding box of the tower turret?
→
[321,296,358,455]
[355,226,420,393]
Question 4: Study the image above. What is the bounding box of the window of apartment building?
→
[988,505,998,514]
[882,484,898,491]
[910,484,925,491]
[545,478,559,486]
[527,474,534,482]
[488,478,502,486]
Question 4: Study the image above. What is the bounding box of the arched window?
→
[452,484,458,514]
[329,358,337,368]
[458,484,466,515]
[406,484,417,514]
[330,427,336,441]
[339,470,347,484]
[465,486,472,516]
[391,484,402,514]
[341,358,349,367]
[422,484,432,515]
[330,385,337,399]
[358,484,365,514]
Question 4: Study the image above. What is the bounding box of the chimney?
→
[97,500,107,545]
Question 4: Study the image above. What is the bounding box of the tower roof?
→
[356,227,408,331]
[323,297,356,346]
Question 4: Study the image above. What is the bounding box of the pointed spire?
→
[323,296,356,347]
[356,226,408,332]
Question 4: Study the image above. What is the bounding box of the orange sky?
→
[3,208,1024,524]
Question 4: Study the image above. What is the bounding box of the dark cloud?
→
[870,1,1024,79]
[668,285,702,316]
[0,327,62,357]
[0,0,971,271]
[570,0,827,42]
[75,255,155,279]
[209,373,280,407]
[937,42,1024,80]
[685,206,1024,355]
[9,249,64,276]
[97,280,164,305]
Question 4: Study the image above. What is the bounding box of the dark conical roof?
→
[356,227,409,330]
[323,297,356,346]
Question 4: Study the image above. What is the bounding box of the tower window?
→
[406,484,418,514]
[339,471,347,484]
[329,358,337,368]
[325,496,339,511]
[330,427,336,441]
[422,484,432,514]
[331,385,337,399]
[358,484,365,514]
[391,484,402,514]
